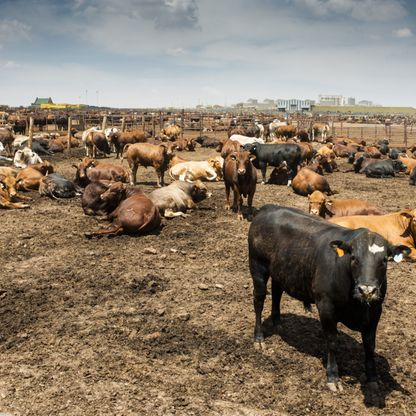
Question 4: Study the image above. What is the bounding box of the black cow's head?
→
[331,232,410,303]
[391,160,407,173]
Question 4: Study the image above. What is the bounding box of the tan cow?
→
[169,157,223,182]
[308,191,384,219]
[292,167,334,196]
[16,161,54,191]
[123,142,176,186]
[0,174,30,209]
[329,209,416,260]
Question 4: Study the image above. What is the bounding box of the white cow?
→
[229,134,264,146]
[13,148,42,168]
[12,135,29,150]
[268,119,288,141]
[82,126,102,156]
[255,121,265,140]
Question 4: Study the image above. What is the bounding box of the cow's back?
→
[249,205,360,302]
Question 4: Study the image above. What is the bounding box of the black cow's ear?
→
[330,240,351,257]
[388,244,411,263]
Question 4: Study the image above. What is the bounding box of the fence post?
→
[340,121,343,136]
[67,116,72,154]
[375,124,377,139]
[331,118,335,136]
[404,118,408,148]
[101,115,107,131]
[181,109,185,139]
[152,115,155,138]
[142,114,146,132]
[121,117,126,132]
[200,114,203,138]
[28,117,34,150]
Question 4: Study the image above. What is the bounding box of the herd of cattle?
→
[1,118,416,395]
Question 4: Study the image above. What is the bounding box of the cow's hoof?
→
[327,381,343,392]
[253,340,267,351]
[367,381,379,393]
[84,232,93,240]
[237,214,244,221]
[224,204,230,211]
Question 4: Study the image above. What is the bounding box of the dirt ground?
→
[1,137,416,416]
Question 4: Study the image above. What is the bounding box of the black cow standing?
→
[248,205,409,391]
[244,143,301,185]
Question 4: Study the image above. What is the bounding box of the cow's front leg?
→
[224,183,231,210]
[318,301,342,391]
[260,164,267,184]
[231,185,239,212]
[237,195,243,220]
[361,320,379,385]
[247,189,255,220]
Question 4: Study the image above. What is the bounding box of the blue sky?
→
[0,0,415,108]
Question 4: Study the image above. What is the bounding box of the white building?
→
[276,99,314,112]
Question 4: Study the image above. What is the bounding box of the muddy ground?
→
[0,138,415,416]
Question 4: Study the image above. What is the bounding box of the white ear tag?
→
[393,253,403,263]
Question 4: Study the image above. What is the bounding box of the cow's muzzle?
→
[356,284,379,302]
[237,169,246,175]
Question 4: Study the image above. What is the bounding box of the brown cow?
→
[0,166,18,177]
[292,167,334,196]
[110,129,151,158]
[0,174,30,209]
[219,139,241,158]
[308,190,384,218]
[399,156,416,174]
[161,125,181,141]
[123,142,175,187]
[85,131,111,158]
[15,161,54,191]
[81,180,128,216]
[223,150,257,220]
[85,187,161,238]
[329,209,416,260]
[276,125,297,140]
[0,126,14,156]
[363,146,382,159]
[174,137,196,152]
[73,158,129,187]
[297,142,314,163]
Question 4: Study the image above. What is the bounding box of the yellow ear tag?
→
[336,248,344,257]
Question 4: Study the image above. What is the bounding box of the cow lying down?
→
[149,180,211,218]
[169,157,223,181]
[85,186,160,238]
[39,173,78,199]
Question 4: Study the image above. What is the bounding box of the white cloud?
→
[166,47,188,56]
[393,27,413,38]
[294,0,406,21]
[0,19,31,43]
[1,60,21,69]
